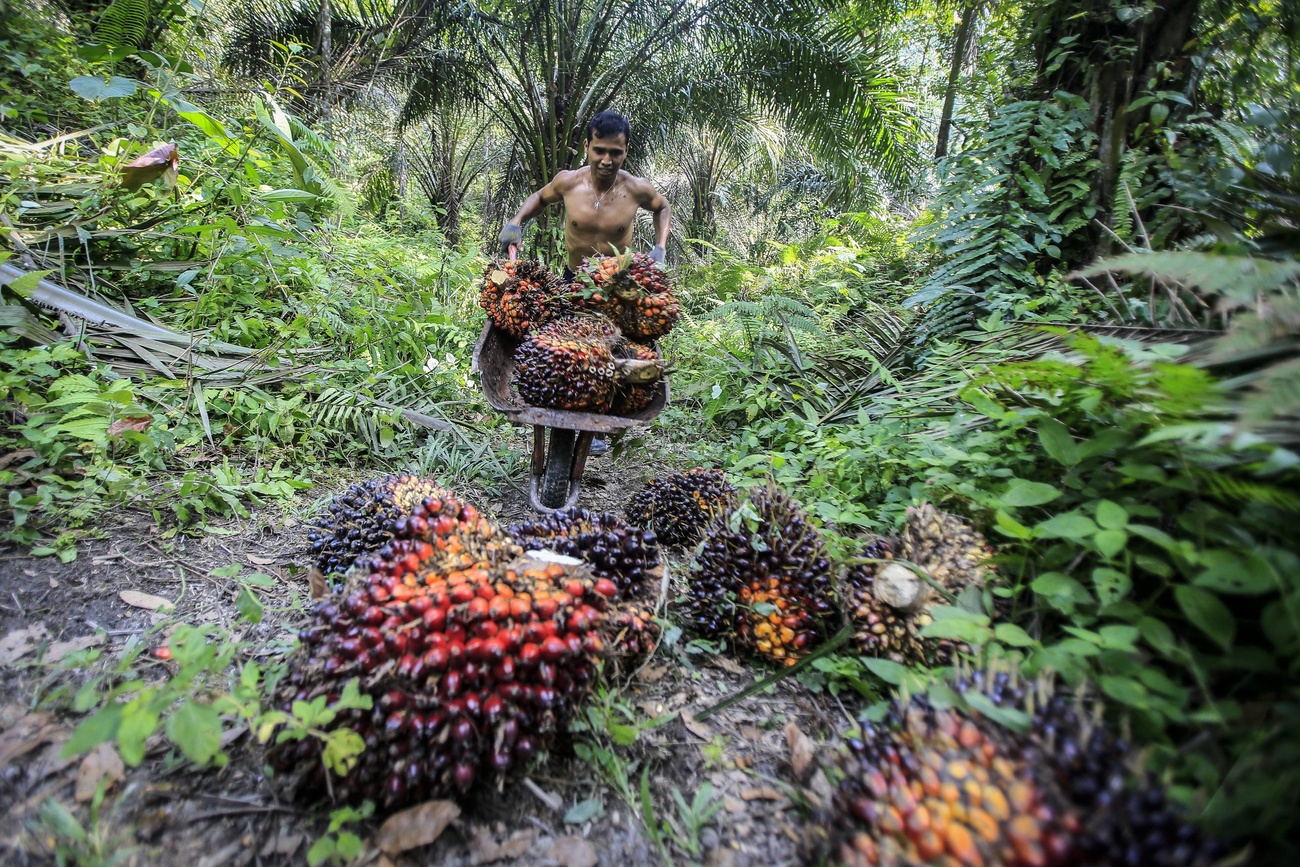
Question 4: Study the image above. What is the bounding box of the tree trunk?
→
[315,0,333,130]
[935,1,979,159]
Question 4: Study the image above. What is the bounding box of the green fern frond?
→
[1078,252,1300,310]
[95,0,150,49]
[1189,464,1300,513]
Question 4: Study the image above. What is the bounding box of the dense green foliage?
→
[3,0,1299,863]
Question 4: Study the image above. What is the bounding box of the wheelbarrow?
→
[471,254,669,512]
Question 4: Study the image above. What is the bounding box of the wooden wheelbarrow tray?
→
[471,321,669,512]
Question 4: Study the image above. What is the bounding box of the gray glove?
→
[649,245,666,264]
[499,223,522,253]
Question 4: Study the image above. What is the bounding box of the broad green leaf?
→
[166,700,222,765]
[117,700,160,766]
[963,691,1030,731]
[1093,528,1128,559]
[994,623,1036,647]
[564,797,604,824]
[63,703,122,757]
[609,723,638,746]
[1001,479,1061,507]
[1100,675,1150,708]
[860,658,908,685]
[993,509,1033,539]
[1138,616,1177,654]
[1035,511,1098,540]
[1092,567,1131,606]
[1095,500,1128,529]
[1193,550,1276,595]
[1037,418,1079,465]
[1174,586,1235,649]
[70,75,138,100]
[306,836,335,867]
[236,586,264,624]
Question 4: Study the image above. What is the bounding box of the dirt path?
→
[0,442,844,867]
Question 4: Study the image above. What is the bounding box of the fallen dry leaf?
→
[375,799,459,855]
[0,623,51,664]
[711,655,747,675]
[0,448,38,471]
[785,721,816,783]
[259,832,303,858]
[119,590,174,612]
[469,827,536,865]
[740,786,784,802]
[0,703,26,729]
[724,795,746,814]
[636,663,669,683]
[541,836,597,867]
[75,743,125,802]
[45,634,105,663]
[809,768,834,809]
[106,416,153,438]
[247,554,279,566]
[120,142,179,191]
[308,567,328,600]
[0,711,57,766]
[681,710,713,741]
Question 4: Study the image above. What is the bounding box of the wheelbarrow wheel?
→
[540,428,576,509]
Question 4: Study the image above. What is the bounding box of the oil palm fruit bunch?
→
[306,475,452,578]
[683,482,835,666]
[625,468,737,547]
[570,252,680,342]
[817,669,1227,867]
[505,507,660,599]
[513,314,620,411]
[479,258,565,338]
[611,339,661,415]
[844,504,996,666]
[273,492,618,810]
[506,508,664,663]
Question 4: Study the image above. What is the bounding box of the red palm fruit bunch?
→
[306,475,452,578]
[611,339,662,416]
[816,670,1228,867]
[506,507,663,661]
[683,482,836,666]
[513,314,619,411]
[479,259,566,338]
[272,492,619,809]
[625,468,737,547]
[570,252,680,342]
[845,504,997,667]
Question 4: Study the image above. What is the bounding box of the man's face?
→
[585,133,628,180]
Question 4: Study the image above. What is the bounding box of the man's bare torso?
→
[551,167,652,269]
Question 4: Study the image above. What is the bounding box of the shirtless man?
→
[498,111,671,276]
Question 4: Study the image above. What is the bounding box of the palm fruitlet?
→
[684,482,835,665]
[512,314,619,412]
[818,670,1227,867]
[479,259,565,338]
[306,475,452,577]
[845,503,995,666]
[273,492,621,809]
[570,252,680,341]
[625,468,736,547]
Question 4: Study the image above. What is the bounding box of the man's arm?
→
[500,174,570,251]
[636,183,672,262]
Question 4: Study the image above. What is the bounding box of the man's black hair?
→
[588,111,631,142]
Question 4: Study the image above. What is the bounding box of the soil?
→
[0,430,851,867]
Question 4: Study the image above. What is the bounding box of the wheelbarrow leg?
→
[531,427,583,512]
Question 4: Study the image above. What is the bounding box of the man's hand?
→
[498,223,523,253]
[649,245,665,265]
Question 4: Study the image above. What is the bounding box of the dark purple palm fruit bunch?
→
[844,503,997,667]
[506,507,663,662]
[625,467,737,547]
[512,313,620,412]
[682,481,836,666]
[306,475,452,578]
[815,668,1230,867]
[271,491,621,810]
